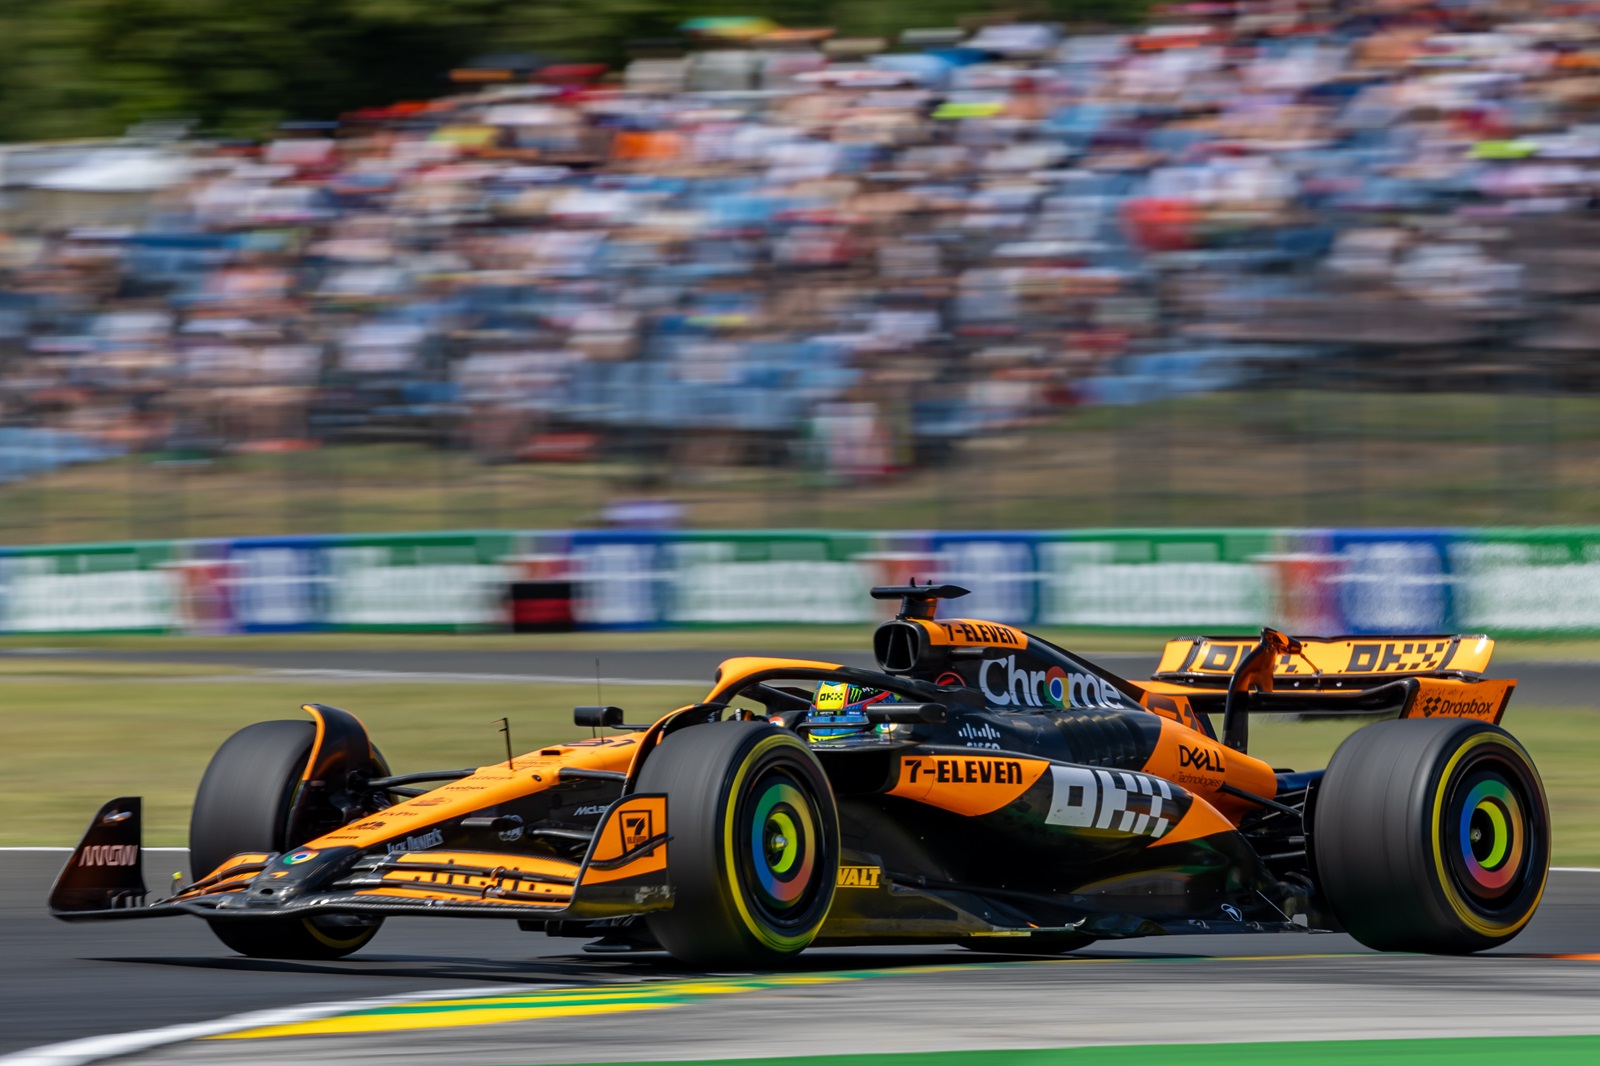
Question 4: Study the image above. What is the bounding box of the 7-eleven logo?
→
[620,810,654,851]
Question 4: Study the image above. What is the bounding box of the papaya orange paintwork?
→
[299,736,641,855]
[704,657,846,704]
[1143,717,1278,820]
[580,795,669,886]
[886,753,1050,816]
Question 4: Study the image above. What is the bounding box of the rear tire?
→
[639,722,839,967]
[190,720,381,960]
[1314,718,1549,953]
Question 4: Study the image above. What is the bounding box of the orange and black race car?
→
[51,583,1550,966]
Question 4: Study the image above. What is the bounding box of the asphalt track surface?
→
[3,647,1597,707]
[3,851,1598,1063]
[4,645,1598,1063]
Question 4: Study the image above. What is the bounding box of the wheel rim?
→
[737,768,824,926]
[1442,758,1533,909]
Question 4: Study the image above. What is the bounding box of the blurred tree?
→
[0,0,1148,142]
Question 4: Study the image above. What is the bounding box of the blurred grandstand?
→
[4,0,1600,544]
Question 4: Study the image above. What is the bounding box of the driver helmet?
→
[806,682,892,741]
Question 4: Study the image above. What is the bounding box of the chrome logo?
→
[1045,667,1069,708]
[282,849,319,866]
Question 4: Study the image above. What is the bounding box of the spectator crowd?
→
[6,0,1600,487]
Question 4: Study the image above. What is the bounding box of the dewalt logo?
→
[836,866,881,889]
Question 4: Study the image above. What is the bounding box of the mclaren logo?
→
[98,809,133,826]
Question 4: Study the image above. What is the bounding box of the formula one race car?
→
[52,584,1550,966]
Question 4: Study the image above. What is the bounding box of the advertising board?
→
[3,527,1599,636]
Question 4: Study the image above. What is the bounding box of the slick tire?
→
[639,722,839,968]
[190,719,381,960]
[1313,718,1549,954]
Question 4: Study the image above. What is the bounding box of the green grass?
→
[547,1036,1600,1066]
[9,679,704,846]
[5,390,1600,541]
[0,626,1163,655]
[9,672,1599,861]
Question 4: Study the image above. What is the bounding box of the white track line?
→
[0,985,540,1066]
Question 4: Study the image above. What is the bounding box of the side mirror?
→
[863,702,947,725]
[574,705,625,729]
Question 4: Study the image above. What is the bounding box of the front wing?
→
[50,795,671,924]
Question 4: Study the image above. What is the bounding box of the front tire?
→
[190,719,381,960]
[638,722,839,967]
[1314,718,1549,953]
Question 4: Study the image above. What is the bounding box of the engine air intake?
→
[874,621,928,674]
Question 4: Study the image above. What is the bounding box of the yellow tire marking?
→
[720,734,836,954]
[1428,732,1547,938]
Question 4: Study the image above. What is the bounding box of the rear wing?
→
[1144,629,1513,754]
[1154,634,1495,686]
